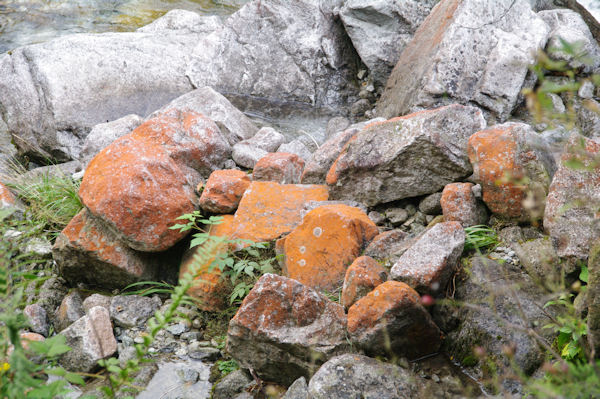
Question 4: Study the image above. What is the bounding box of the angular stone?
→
[301,127,358,185]
[54,291,85,332]
[347,281,442,359]
[341,256,388,310]
[419,192,443,215]
[186,0,359,113]
[23,304,49,337]
[282,377,308,399]
[253,153,305,184]
[53,209,157,289]
[377,0,549,122]
[239,127,285,153]
[199,170,251,214]
[231,182,328,245]
[231,144,268,169]
[280,205,379,291]
[110,295,161,329]
[226,274,348,385]
[180,215,235,312]
[149,87,258,146]
[78,114,142,167]
[339,0,437,85]
[82,294,112,314]
[544,134,600,261]
[441,183,488,227]
[468,122,554,222]
[364,229,409,266]
[391,222,465,294]
[59,306,117,373]
[212,369,252,399]
[327,105,486,206]
[278,139,314,162]
[513,237,560,288]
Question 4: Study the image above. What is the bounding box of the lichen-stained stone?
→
[199,170,251,214]
[301,127,358,185]
[544,133,600,262]
[231,181,328,245]
[468,122,554,222]
[253,153,305,184]
[347,281,441,359]
[179,215,235,312]
[326,105,486,206]
[280,204,379,292]
[226,274,348,386]
[341,256,388,310]
[53,209,157,289]
[390,222,464,294]
[441,183,488,227]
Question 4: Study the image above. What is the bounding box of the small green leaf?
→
[65,372,86,385]
[47,344,72,357]
[580,265,589,284]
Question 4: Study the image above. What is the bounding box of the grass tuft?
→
[464,225,499,252]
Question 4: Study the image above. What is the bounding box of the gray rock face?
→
[339,0,437,86]
[377,0,549,122]
[82,293,112,314]
[149,86,259,146]
[0,118,17,176]
[327,104,486,206]
[0,28,197,162]
[79,114,142,167]
[419,192,443,215]
[231,126,285,168]
[212,369,251,399]
[186,0,360,114]
[110,295,162,329]
[308,354,427,399]
[54,291,85,332]
[23,304,49,337]
[59,306,117,373]
[232,144,268,169]
[278,139,315,162]
[137,10,223,35]
[391,222,465,294]
[513,237,560,289]
[544,134,600,262]
[282,377,309,399]
[226,274,348,385]
[442,256,554,377]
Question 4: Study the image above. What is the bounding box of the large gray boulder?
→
[376,0,549,122]
[186,0,360,114]
[327,104,486,206]
[0,26,198,162]
[137,9,224,35]
[339,0,437,86]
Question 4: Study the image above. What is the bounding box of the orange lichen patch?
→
[232,181,328,244]
[325,134,360,186]
[180,215,235,312]
[0,181,17,208]
[467,127,529,219]
[253,152,305,184]
[53,209,154,289]
[341,256,387,310]
[199,169,251,214]
[441,182,476,224]
[80,136,196,252]
[283,204,379,291]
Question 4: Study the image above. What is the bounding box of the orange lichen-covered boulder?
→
[341,256,387,310]
[80,135,196,252]
[468,122,553,222]
[232,181,328,244]
[347,281,441,359]
[53,209,157,290]
[440,182,487,227]
[280,204,379,292]
[390,222,464,294]
[179,215,235,312]
[253,152,305,184]
[0,181,17,208]
[199,170,251,214]
[226,274,348,385]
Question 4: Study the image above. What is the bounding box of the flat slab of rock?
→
[280,204,378,291]
[327,105,486,206]
[226,274,348,385]
[544,134,600,262]
[391,222,465,294]
[231,181,328,244]
[347,281,442,359]
[376,0,549,122]
[53,209,158,290]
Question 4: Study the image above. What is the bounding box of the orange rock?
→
[232,181,328,245]
[199,169,251,214]
[253,152,305,184]
[467,123,551,222]
[441,183,487,227]
[180,215,235,312]
[80,135,196,252]
[347,281,441,359]
[341,256,387,309]
[20,332,45,350]
[281,204,378,291]
[0,181,17,208]
[53,209,157,290]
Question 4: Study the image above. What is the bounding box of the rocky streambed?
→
[2,0,600,398]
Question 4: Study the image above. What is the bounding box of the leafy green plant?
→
[216,359,239,377]
[543,293,588,362]
[463,225,499,252]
